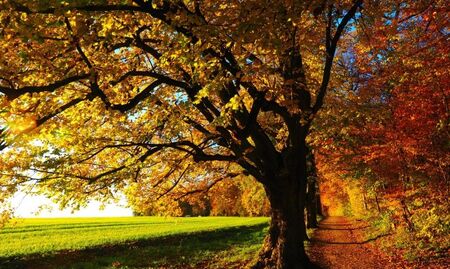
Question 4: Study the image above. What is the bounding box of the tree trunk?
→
[400,199,414,231]
[374,192,381,213]
[305,147,318,228]
[316,192,323,217]
[252,142,311,268]
[362,192,368,211]
[252,183,310,269]
[306,178,318,228]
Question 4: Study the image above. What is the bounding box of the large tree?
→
[6,0,436,267]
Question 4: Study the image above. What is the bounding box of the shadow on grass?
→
[0,223,269,269]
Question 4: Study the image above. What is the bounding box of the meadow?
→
[0,216,268,258]
[1,217,269,268]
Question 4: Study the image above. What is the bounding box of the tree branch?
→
[312,0,363,114]
[0,74,90,100]
[10,1,145,14]
[111,70,188,89]
[0,127,7,151]
[157,164,191,200]
[36,97,87,126]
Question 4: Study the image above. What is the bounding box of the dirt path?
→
[308,216,392,269]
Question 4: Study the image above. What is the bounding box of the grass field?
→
[0,216,269,268]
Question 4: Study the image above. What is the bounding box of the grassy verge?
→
[0,217,268,269]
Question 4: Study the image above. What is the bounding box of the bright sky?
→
[11,191,133,218]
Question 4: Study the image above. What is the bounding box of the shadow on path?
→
[312,233,391,245]
[307,216,391,269]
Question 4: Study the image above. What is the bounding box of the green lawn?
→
[0,216,269,269]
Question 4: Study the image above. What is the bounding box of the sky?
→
[11,191,133,218]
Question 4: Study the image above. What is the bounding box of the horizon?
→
[11,191,133,218]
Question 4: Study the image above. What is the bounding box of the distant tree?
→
[129,175,269,217]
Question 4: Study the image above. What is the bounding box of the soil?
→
[308,216,393,269]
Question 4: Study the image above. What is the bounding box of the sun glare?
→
[7,115,37,134]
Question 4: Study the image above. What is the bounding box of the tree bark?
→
[306,148,318,228]
[400,199,414,231]
[306,178,319,228]
[374,192,381,213]
[316,191,323,217]
[362,192,368,211]
[252,143,312,269]
[252,184,310,268]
